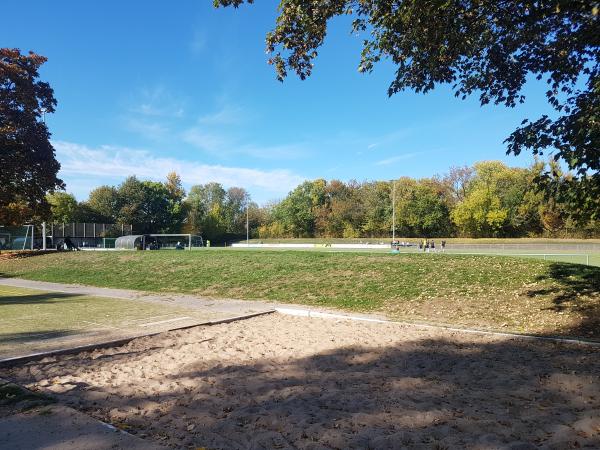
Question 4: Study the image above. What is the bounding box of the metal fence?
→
[0,223,133,250]
[49,223,132,239]
[443,251,596,266]
[46,223,133,249]
[0,225,34,250]
[445,242,600,253]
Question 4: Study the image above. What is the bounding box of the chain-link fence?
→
[0,225,35,250]
[47,223,133,249]
[444,242,600,253]
[0,223,133,250]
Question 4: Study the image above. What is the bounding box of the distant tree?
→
[272,179,326,237]
[451,161,532,237]
[0,197,38,226]
[361,181,392,237]
[215,1,599,218]
[315,180,364,237]
[71,202,104,223]
[116,177,172,233]
[164,172,186,232]
[0,48,63,222]
[224,187,250,234]
[257,200,284,238]
[246,201,265,238]
[164,171,186,201]
[86,186,120,223]
[46,192,78,223]
[389,178,451,237]
[403,181,453,237]
[184,182,228,240]
[443,166,475,206]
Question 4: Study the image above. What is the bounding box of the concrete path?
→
[0,279,278,363]
[0,277,388,321]
[0,277,276,316]
[0,377,165,450]
[0,404,166,450]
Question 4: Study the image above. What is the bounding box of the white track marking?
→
[138,316,192,327]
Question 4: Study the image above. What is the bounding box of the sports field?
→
[1,249,598,340]
[1,248,599,449]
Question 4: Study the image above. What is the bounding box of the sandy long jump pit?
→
[2,314,599,449]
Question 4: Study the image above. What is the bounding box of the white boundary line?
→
[274,308,600,347]
[139,316,192,327]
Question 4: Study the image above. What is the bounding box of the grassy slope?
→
[1,250,598,339]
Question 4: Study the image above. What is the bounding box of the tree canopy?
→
[37,161,600,240]
[215,0,599,218]
[46,192,78,223]
[0,48,63,223]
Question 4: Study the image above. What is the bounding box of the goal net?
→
[0,225,35,250]
[149,234,204,250]
[115,234,204,250]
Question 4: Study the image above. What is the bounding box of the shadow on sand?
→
[6,333,599,449]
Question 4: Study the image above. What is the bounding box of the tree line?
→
[38,160,599,242]
[43,173,255,242]
[3,38,597,234]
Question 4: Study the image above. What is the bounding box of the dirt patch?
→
[0,251,54,261]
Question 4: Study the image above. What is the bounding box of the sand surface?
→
[2,314,600,449]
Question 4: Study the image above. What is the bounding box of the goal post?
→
[146,234,203,250]
[114,234,204,250]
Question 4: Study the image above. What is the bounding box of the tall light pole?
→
[246,201,249,246]
[40,108,47,250]
[392,180,396,242]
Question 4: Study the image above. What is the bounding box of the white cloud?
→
[364,128,414,151]
[123,118,170,141]
[53,141,305,199]
[374,152,423,166]
[197,104,245,126]
[182,126,310,160]
[181,128,231,153]
[129,86,184,118]
[190,30,207,54]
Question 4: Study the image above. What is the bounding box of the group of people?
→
[390,239,447,252]
[418,239,446,252]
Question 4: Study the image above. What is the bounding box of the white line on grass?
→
[81,320,119,330]
[139,316,192,327]
[124,314,179,324]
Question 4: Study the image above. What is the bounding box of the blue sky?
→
[4,1,554,204]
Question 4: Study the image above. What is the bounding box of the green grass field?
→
[0,284,225,359]
[225,245,600,266]
[1,249,599,340]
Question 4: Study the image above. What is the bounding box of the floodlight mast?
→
[392,180,396,242]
